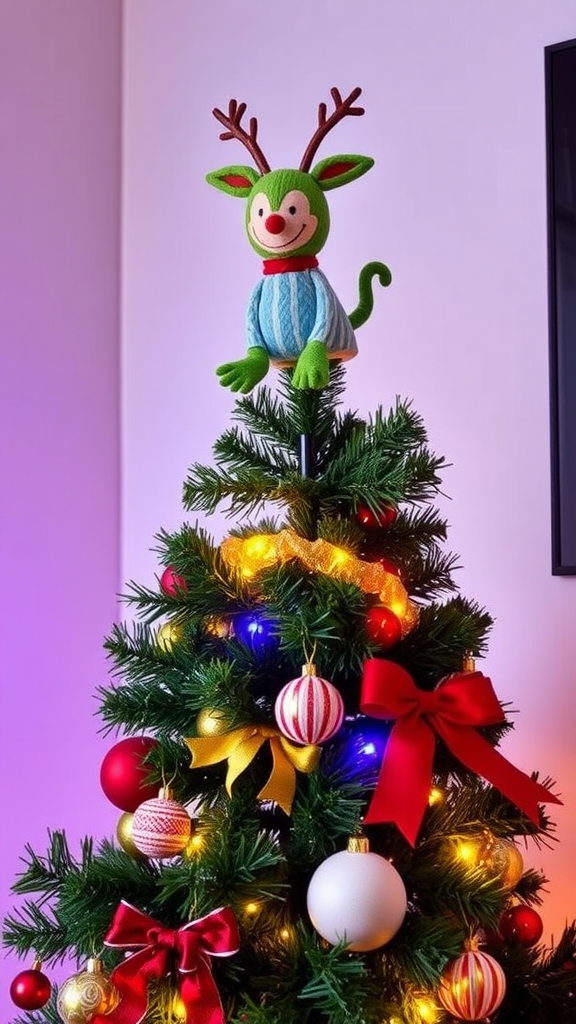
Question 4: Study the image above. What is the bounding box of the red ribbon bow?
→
[93,902,239,1024]
[360,659,561,846]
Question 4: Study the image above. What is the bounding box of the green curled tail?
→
[348,260,392,330]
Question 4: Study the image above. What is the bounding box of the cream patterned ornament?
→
[131,787,192,858]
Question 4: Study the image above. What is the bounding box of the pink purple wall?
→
[123,0,576,946]
[0,0,122,1012]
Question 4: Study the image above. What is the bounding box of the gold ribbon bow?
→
[220,529,418,636]
[185,725,320,815]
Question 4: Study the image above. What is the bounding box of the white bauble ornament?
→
[275,663,344,745]
[306,837,407,951]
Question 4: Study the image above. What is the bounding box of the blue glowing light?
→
[233,611,279,655]
[339,715,394,784]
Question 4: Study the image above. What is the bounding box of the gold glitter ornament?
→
[220,529,419,637]
[116,811,148,860]
[196,707,233,737]
[57,958,119,1024]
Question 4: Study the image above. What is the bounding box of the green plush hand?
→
[292,341,330,390]
[216,347,270,394]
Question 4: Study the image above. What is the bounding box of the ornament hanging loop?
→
[302,638,318,675]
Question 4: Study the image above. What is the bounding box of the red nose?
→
[265,213,286,234]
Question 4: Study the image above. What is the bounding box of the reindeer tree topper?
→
[207,87,391,393]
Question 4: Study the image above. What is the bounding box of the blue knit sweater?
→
[246,268,357,366]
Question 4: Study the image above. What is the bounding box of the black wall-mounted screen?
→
[545,38,576,574]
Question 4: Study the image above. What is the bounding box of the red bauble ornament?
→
[131,787,192,858]
[100,736,160,812]
[438,949,506,1021]
[499,904,544,946]
[160,565,187,596]
[10,963,52,1010]
[275,664,344,745]
[365,606,402,649]
[356,503,397,530]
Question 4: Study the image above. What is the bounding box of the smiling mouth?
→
[252,224,306,249]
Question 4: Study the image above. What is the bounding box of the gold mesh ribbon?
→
[185,725,320,816]
[220,529,418,636]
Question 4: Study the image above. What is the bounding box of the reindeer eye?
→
[258,208,264,217]
[288,205,297,215]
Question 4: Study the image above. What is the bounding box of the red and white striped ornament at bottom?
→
[274,664,344,745]
[437,948,506,1021]
[131,788,192,858]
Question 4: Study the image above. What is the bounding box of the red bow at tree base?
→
[360,659,562,846]
[93,902,239,1024]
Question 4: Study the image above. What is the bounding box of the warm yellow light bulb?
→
[328,547,350,571]
[279,926,292,941]
[389,597,407,618]
[172,993,187,1021]
[205,617,229,638]
[415,996,440,1022]
[244,902,258,915]
[245,535,276,561]
[456,839,478,865]
[428,786,443,806]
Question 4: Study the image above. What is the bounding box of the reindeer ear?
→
[206,165,260,197]
[310,154,374,191]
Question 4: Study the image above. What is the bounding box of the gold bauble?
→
[157,621,182,652]
[487,836,524,889]
[204,616,231,639]
[57,959,119,1024]
[454,830,524,890]
[116,811,148,860]
[196,707,232,737]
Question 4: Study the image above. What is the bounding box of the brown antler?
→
[299,87,365,173]
[212,99,271,174]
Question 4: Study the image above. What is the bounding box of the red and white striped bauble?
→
[274,664,344,745]
[438,948,506,1021]
[131,788,192,858]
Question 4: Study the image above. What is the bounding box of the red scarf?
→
[262,255,319,275]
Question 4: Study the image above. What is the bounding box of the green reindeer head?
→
[206,88,374,259]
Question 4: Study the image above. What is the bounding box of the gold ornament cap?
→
[302,662,317,676]
[86,958,102,974]
[347,835,370,854]
[462,652,476,673]
[158,786,174,801]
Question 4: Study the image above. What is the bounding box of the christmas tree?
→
[4,87,576,1024]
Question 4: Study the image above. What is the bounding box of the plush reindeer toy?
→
[206,87,391,393]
